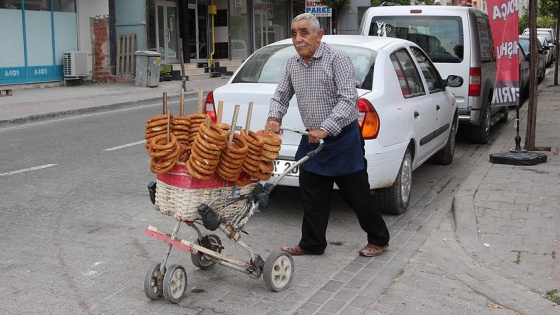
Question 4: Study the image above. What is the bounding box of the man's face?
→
[291,19,323,60]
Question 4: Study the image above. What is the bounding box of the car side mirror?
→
[445,75,463,88]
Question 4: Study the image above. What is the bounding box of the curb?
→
[0,90,201,128]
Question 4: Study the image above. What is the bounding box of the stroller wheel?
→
[263,251,294,292]
[163,264,187,304]
[144,262,163,300]
[191,234,222,270]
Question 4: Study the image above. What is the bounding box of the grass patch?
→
[546,289,560,305]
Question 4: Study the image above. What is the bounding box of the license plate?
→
[272,159,299,177]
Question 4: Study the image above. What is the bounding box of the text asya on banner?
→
[487,0,520,107]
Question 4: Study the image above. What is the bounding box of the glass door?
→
[187,3,207,62]
[156,2,179,63]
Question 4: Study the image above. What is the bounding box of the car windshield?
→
[231,43,378,89]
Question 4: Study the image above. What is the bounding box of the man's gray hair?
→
[292,13,320,32]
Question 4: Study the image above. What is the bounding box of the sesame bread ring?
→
[152,156,177,169]
[257,130,283,146]
[242,161,260,172]
[261,150,279,162]
[200,133,227,150]
[195,139,221,154]
[216,123,230,132]
[246,142,263,154]
[192,144,220,162]
[222,147,246,160]
[224,134,248,155]
[244,155,261,167]
[172,117,191,126]
[192,141,221,158]
[259,161,274,173]
[146,125,167,133]
[217,162,240,177]
[148,145,178,159]
[150,161,176,174]
[150,134,177,151]
[146,119,168,129]
[193,133,221,151]
[200,123,228,142]
[191,154,220,167]
[218,157,243,171]
[186,160,211,180]
[147,114,172,124]
[262,143,281,152]
[144,129,167,139]
[174,134,190,143]
[171,125,189,132]
[246,146,262,157]
[188,156,215,175]
[241,129,265,147]
[255,171,272,181]
[187,113,209,120]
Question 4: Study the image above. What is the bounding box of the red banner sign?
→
[487,0,520,107]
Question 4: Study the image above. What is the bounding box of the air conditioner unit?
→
[63,51,88,77]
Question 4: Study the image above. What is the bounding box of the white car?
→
[204,35,463,215]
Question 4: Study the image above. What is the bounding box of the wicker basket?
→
[154,179,257,221]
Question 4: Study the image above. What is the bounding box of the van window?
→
[368,16,463,63]
[475,14,495,63]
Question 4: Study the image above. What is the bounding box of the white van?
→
[360,5,506,144]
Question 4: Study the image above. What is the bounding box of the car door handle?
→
[414,111,419,118]
[436,105,441,110]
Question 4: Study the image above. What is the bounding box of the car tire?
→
[430,114,457,165]
[375,148,412,215]
[471,102,491,144]
[498,106,508,123]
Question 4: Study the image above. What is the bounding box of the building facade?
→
[1,0,504,86]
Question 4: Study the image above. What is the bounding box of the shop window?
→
[53,0,75,12]
[1,0,22,9]
[215,9,227,27]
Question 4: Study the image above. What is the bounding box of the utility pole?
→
[525,0,538,150]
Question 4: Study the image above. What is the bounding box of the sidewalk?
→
[0,77,230,126]
[1,74,559,313]
[451,72,560,312]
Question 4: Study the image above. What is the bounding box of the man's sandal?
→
[359,243,389,257]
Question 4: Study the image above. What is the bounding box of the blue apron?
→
[295,122,366,176]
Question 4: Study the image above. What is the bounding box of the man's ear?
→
[317,28,325,40]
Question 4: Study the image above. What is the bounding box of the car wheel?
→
[471,103,491,144]
[376,148,412,215]
[431,115,457,165]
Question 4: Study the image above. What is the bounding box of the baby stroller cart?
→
[143,127,323,304]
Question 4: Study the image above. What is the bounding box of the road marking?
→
[0,164,57,177]
[104,140,145,151]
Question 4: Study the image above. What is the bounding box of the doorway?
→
[187,3,208,62]
[155,1,179,63]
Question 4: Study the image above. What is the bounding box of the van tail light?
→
[357,98,380,139]
[468,67,481,97]
[203,91,217,123]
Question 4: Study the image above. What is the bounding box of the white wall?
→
[76,0,109,73]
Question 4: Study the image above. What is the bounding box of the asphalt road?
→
[0,97,513,314]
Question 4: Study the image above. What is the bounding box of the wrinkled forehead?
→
[291,19,312,32]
